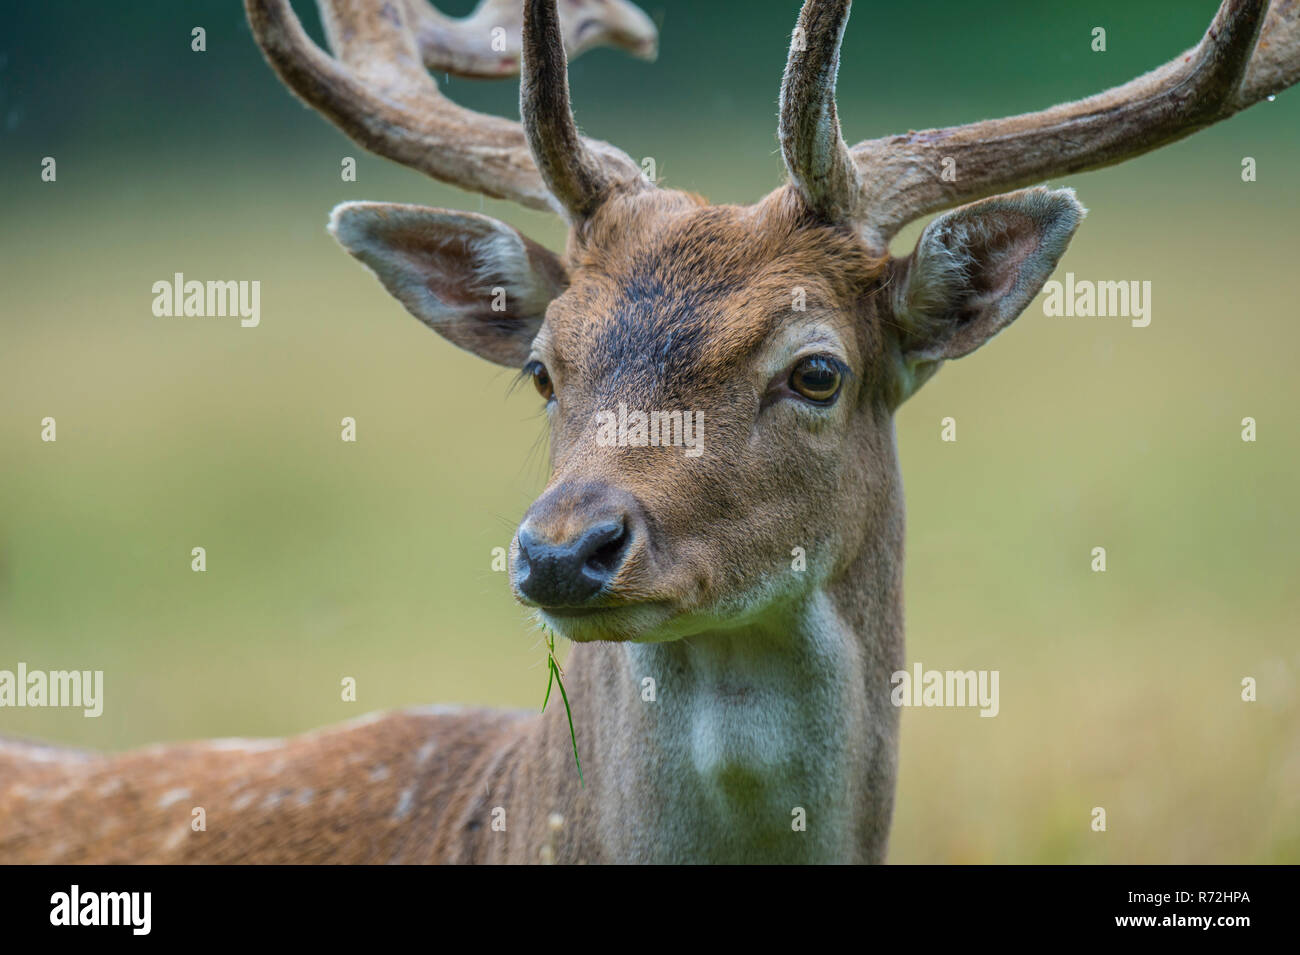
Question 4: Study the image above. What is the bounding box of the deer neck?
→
[547,480,906,864]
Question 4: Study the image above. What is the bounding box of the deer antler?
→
[782,0,1300,248]
[405,0,657,78]
[779,0,862,223]
[520,0,645,219]
[245,0,651,213]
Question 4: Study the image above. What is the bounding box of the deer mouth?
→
[538,605,612,619]
[534,600,677,643]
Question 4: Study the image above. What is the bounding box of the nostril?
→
[515,531,536,570]
[585,524,628,575]
[574,519,629,583]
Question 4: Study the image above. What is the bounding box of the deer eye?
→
[526,361,554,402]
[789,355,843,404]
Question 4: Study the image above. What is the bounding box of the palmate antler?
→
[783,0,1300,247]
[244,0,654,214]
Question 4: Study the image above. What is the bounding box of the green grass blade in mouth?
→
[542,651,555,713]
[542,627,583,786]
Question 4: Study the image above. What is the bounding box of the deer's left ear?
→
[328,202,568,368]
[888,187,1085,402]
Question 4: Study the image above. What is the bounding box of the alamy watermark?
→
[151,273,260,327]
[890,662,999,717]
[0,663,103,717]
[50,885,150,935]
[594,402,704,457]
[1041,272,1151,327]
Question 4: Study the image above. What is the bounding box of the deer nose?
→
[514,517,631,607]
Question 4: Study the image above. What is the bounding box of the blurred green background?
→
[1,0,1296,862]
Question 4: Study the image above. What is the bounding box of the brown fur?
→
[4,0,1295,864]
[0,181,908,864]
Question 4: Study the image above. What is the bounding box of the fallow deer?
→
[3,0,1297,864]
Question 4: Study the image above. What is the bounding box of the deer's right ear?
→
[328,202,568,368]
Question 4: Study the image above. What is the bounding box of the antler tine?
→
[851,0,1293,247]
[779,0,862,223]
[245,0,650,213]
[405,0,658,79]
[315,0,429,92]
[1237,0,1300,104]
[521,0,646,221]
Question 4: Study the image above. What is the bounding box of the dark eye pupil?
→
[792,357,841,401]
[800,366,834,389]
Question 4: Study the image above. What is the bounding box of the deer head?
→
[248,0,1299,645]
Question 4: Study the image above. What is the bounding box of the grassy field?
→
[2,120,1297,863]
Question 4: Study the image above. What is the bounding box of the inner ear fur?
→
[889,187,1085,391]
[329,201,569,367]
